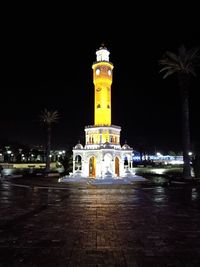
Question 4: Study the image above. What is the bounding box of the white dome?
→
[74,143,83,149]
[103,142,112,148]
[122,143,130,149]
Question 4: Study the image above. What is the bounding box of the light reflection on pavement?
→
[0,177,200,266]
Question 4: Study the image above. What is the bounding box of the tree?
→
[59,148,73,174]
[40,109,60,173]
[159,44,199,179]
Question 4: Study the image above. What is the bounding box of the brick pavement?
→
[0,178,200,266]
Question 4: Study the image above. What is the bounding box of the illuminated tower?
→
[72,45,133,179]
[92,46,113,126]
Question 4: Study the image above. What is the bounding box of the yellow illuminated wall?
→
[92,61,113,126]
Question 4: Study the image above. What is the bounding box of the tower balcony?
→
[85,125,121,147]
[85,125,121,130]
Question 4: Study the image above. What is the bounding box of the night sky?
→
[1,3,200,153]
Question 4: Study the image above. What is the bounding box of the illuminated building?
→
[72,45,133,178]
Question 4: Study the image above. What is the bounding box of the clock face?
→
[108,69,111,76]
[96,68,100,75]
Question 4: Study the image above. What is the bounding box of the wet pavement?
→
[0,177,200,266]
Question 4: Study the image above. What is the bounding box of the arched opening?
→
[75,155,82,170]
[115,157,120,177]
[104,153,113,174]
[89,156,96,178]
[124,156,128,167]
[123,154,133,171]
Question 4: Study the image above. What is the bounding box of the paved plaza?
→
[0,177,200,266]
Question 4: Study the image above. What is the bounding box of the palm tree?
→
[159,44,199,179]
[40,109,60,174]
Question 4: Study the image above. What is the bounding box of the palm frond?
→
[159,66,173,73]
[162,69,177,79]
[40,109,60,125]
[158,44,200,78]
[188,67,196,77]
[158,57,180,66]
[186,46,200,61]
[165,51,179,62]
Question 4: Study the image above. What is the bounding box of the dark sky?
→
[1,3,200,153]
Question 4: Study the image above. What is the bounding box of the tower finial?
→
[99,43,107,50]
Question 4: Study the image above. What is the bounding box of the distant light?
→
[188,152,193,156]
[151,168,166,175]
[171,160,183,165]
[7,150,12,154]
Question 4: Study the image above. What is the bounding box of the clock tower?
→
[92,45,113,126]
[72,45,134,179]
